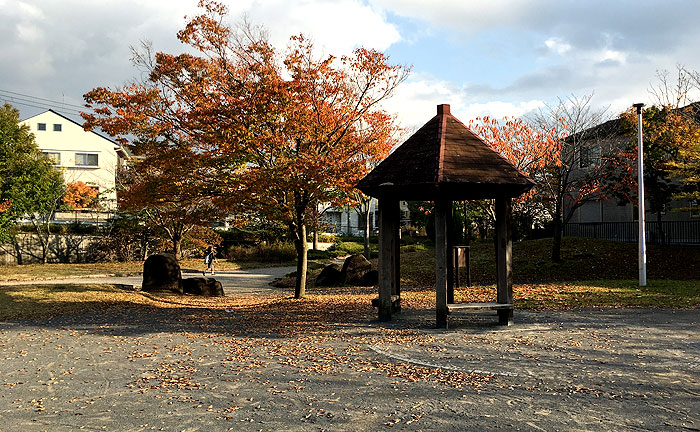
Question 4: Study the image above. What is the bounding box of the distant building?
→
[564,108,700,244]
[318,199,410,236]
[20,110,130,217]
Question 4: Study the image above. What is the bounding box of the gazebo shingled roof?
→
[357,104,535,328]
[357,104,535,200]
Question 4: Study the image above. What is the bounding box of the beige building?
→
[21,110,130,214]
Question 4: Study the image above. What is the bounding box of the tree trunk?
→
[551,217,563,263]
[363,208,371,259]
[172,233,182,260]
[656,211,664,245]
[313,230,318,251]
[35,223,48,264]
[13,241,23,265]
[141,235,149,261]
[294,223,308,299]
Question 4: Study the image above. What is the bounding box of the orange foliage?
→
[81,0,408,277]
[470,115,565,205]
[63,181,98,210]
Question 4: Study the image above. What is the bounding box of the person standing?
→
[203,246,216,276]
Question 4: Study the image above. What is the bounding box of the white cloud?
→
[382,74,546,128]
[544,37,571,55]
[240,0,400,55]
[381,75,458,127]
[460,100,545,121]
[371,0,549,35]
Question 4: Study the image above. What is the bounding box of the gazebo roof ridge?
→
[356,103,535,201]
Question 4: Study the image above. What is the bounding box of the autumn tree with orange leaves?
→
[230,34,407,298]
[473,93,612,262]
[83,1,408,295]
[63,181,98,210]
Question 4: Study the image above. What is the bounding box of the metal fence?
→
[564,221,700,245]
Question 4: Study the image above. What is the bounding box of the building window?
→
[37,123,46,131]
[580,145,601,168]
[42,151,61,166]
[691,200,700,219]
[53,123,62,132]
[75,153,99,167]
[321,212,342,233]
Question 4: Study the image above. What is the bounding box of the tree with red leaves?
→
[473,94,612,262]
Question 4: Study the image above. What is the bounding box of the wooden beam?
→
[446,201,454,304]
[435,199,449,328]
[378,198,398,321]
[447,302,513,312]
[495,194,513,325]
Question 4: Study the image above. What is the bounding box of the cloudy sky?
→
[2,0,700,129]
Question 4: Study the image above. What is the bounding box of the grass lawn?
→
[396,237,700,286]
[2,279,698,322]
[1,237,699,321]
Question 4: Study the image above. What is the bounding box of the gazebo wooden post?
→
[435,199,449,328]
[446,201,455,304]
[495,193,513,325]
[393,203,401,311]
[378,197,399,321]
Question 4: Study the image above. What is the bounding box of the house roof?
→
[356,104,535,201]
[22,109,131,159]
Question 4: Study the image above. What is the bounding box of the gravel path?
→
[0,304,698,431]
[0,265,297,295]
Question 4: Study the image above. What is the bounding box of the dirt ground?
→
[0,303,698,431]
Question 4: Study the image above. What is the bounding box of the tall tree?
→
[83,1,408,296]
[472,94,612,261]
[0,103,65,263]
[239,37,407,297]
[528,94,612,262]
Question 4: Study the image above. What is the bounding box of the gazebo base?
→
[445,302,513,327]
[371,295,401,313]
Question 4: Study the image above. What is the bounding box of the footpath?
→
[0,265,297,295]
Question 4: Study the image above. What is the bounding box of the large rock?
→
[182,277,225,297]
[315,263,343,286]
[341,254,373,285]
[142,253,182,294]
[357,269,379,286]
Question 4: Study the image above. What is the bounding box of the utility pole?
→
[633,103,646,286]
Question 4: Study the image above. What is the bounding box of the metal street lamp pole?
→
[633,103,646,286]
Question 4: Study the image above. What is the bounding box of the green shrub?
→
[307,249,337,260]
[226,243,297,263]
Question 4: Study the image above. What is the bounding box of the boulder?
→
[357,269,379,286]
[315,263,343,286]
[341,254,373,285]
[142,253,182,294]
[182,277,225,297]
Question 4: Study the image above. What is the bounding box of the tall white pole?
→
[634,103,646,286]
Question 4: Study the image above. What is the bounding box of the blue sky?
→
[2,0,700,129]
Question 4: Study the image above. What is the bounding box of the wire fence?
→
[564,221,700,245]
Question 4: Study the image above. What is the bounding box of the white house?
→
[20,110,130,215]
[318,199,410,236]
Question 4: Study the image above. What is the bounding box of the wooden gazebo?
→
[357,104,535,327]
